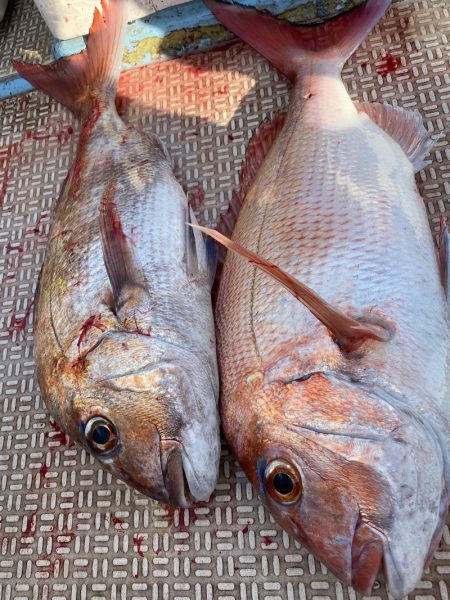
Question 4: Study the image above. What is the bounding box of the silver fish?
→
[199,0,450,595]
[14,0,220,506]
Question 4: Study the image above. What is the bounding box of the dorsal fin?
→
[356,102,434,172]
[218,111,287,240]
[193,225,391,353]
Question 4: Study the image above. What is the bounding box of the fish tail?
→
[13,0,127,115]
[205,0,391,79]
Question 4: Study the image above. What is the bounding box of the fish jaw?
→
[351,522,385,594]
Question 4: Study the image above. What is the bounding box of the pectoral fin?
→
[439,215,450,300]
[193,226,391,352]
[99,183,147,310]
[186,207,217,287]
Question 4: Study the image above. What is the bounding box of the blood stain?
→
[22,512,37,537]
[39,464,49,478]
[228,133,235,141]
[376,53,399,76]
[77,314,107,353]
[0,123,73,208]
[100,186,136,246]
[7,299,34,339]
[215,84,229,95]
[112,517,126,529]
[133,534,146,557]
[186,66,204,76]
[45,419,71,446]
[263,536,273,545]
[5,241,24,253]
[242,525,249,534]
[187,185,205,210]
[32,211,49,236]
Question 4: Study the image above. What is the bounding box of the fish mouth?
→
[160,439,193,508]
[351,521,385,594]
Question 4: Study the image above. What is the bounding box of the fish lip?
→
[351,521,385,595]
[160,439,193,508]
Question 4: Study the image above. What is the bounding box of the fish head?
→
[51,331,220,506]
[232,372,448,597]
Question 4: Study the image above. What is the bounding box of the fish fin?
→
[218,111,286,243]
[99,183,142,305]
[204,0,391,79]
[439,215,450,299]
[186,208,217,286]
[192,225,391,352]
[356,102,434,172]
[12,0,126,114]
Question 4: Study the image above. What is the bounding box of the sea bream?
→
[197,0,450,595]
[13,0,220,506]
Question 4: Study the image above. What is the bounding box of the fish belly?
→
[36,114,214,368]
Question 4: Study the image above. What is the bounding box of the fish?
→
[13,0,220,507]
[198,0,450,595]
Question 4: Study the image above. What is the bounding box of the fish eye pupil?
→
[93,424,110,445]
[273,472,294,495]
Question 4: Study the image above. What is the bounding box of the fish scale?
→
[14,0,220,507]
[218,84,448,406]
[203,0,450,596]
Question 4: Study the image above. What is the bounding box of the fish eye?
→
[85,416,118,454]
[264,459,302,504]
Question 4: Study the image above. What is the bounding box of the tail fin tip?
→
[12,0,127,114]
[205,0,392,79]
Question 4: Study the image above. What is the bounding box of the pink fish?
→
[199,0,450,595]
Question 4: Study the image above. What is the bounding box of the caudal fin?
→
[13,0,127,115]
[204,0,391,79]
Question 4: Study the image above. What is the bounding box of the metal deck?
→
[0,0,449,598]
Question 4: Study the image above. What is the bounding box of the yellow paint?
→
[280,0,363,23]
[123,0,364,66]
[123,25,234,66]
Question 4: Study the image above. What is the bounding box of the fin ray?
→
[356,102,434,172]
[13,0,127,114]
[204,0,392,79]
[193,225,391,352]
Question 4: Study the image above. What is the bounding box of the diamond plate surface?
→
[0,0,53,80]
[1,1,450,598]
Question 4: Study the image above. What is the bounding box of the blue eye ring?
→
[264,459,302,505]
[85,416,118,454]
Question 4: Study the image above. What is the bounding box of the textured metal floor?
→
[0,0,53,80]
[1,1,450,599]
